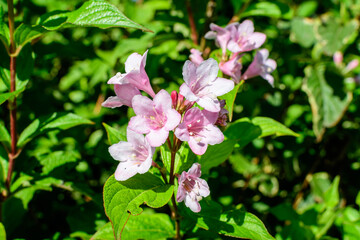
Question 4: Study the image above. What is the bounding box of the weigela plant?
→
[103,19,277,239]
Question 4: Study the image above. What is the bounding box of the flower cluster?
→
[191,19,277,86]
[103,20,276,213]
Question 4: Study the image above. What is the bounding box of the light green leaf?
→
[241,2,292,19]
[91,222,114,240]
[198,140,236,175]
[182,200,274,240]
[38,151,79,175]
[103,174,174,240]
[220,81,243,122]
[356,192,360,208]
[302,65,352,142]
[251,117,299,138]
[39,0,150,32]
[0,7,10,50]
[17,112,93,148]
[324,176,340,208]
[14,24,47,50]
[0,222,6,240]
[122,213,174,240]
[160,142,196,174]
[102,123,126,145]
[290,17,317,48]
[0,123,10,147]
[316,18,359,56]
[0,86,27,105]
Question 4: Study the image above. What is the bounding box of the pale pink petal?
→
[128,116,151,134]
[109,142,133,161]
[197,96,220,113]
[164,109,181,131]
[179,83,198,102]
[182,61,197,85]
[206,77,234,96]
[174,123,190,142]
[237,20,254,35]
[153,89,172,113]
[227,39,242,53]
[125,53,143,73]
[202,110,218,124]
[137,154,153,174]
[114,84,141,107]
[146,128,169,147]
[126,128,146,147]
[184,194,201,213]
[107,72,129,84]
[114,161,139,181]
[199,124,224,145]
[196,59,219,88]
[243,32,266,51]
[188,137,208,155]
[187,163,201,178]
[189,49,204,66]
[197,179,210,197]
[132,95,155,117]
[102,96,125,108]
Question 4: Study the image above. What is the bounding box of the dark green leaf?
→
[38,151,79,175]
[182,200,274,240]
[0,123,10,146]
[270,203,298,221]
[103,173,174,240]
[0,7,10,50]
[102,123,126,145]
[302,65,352,141]
[14,24,47,49]
[39,0,150,32]
[17,112,93,148]
[198,140,236,175]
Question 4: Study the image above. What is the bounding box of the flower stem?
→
[169,148,181,239]
[6,0,17,192]
[186,0,198,46]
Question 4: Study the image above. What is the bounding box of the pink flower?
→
[102,84,141,108]
[176,163,210,213]
[243,49,276,86]
[107,50,155,98]
[333,51,343,66]
[171,91,194,114]
[109,128,155,181]
[215,100,229,127]
[219,53,242,83]
[205,23,236,56]
[129,89,181,147]
[189,49,204,66]
[180,58,234,112]
[174,108,224,155]
[227,20,266,53]
[345,59,359,73]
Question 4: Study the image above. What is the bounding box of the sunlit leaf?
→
[102,123,126,145]
[103,174,174,240]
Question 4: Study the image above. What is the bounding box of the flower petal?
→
[114,161,139,181]
[128,115,151,134]
[102,96,125,108]
[188,137,208,155]
[146,128,169,147]
[182,60,197,85]
[109,142,134,161]
[187,163,201,178]
[164,109,181,131]
[125,53,142,73]
[184,194,201,213]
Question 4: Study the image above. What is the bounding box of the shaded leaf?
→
[0,7,10,50]
[0,123,10,147]
[160,142,197,174]
[103,174,174,240]
[38,151,79,175]
[0,86,27,105]
[302,65,352,141]
[14,24,47,49]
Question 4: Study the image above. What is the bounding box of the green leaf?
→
[91,222,114,240]
[225,117,298,147]
[297,1,318,17]
[0,123,10,146]
[356,191,360,208]
[290,17,317,48]
[241,2,292,19]
[122,213,174,240]
[182,200,274,240]
[160,142,197,174]
[17,112,93,148]
[198,140,236,175]
[102,123,126,145]
[302,65,352,141]
[38,151,79,175]
[103,173,174,240]
[39,0,150,32]
[270,203,298,221]
[0,222,6,240]
[220,81,243,121]
[0,7,10,50]
[324,176,340,208]
[316,18,359,55]
[14,24,47,50]
[0,87,27,105]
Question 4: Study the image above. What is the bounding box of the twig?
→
[186,0,199,46]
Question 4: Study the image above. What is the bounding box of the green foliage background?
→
[1,0,360,239]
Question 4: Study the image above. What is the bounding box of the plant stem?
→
[186,0,198,46]
[6,0,17,191]
[169,148,181,239]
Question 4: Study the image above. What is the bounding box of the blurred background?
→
[1,0,360,239]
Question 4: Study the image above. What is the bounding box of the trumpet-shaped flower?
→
[102,84,141,108]
[175,108,224,155]
[189,49,204,66]
[204,23,235,56]
[129,89,181,147]
[243,49,276,86]
[107,50,155,97]
[180,58,234,112]
[227,20,266,53]
[176,163,210,213]
[109,128,155,181]
[215,100,229,127]
[219,53,242,83]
